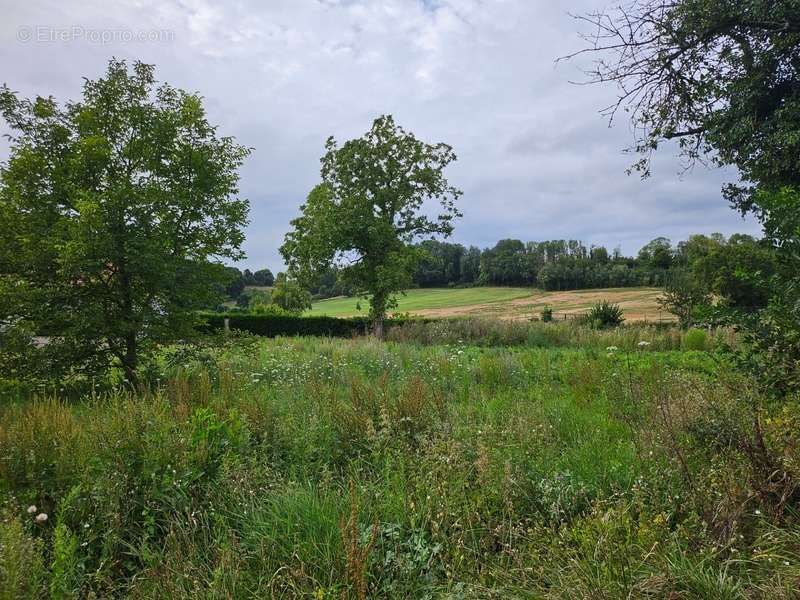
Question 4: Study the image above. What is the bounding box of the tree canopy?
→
[569,0,800,390]
[567,0,800,212]
[280,115,462,336]
[0,59,250,383]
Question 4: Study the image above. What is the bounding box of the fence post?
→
[224,317,230,334]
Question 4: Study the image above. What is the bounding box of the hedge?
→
[197,312,433,338]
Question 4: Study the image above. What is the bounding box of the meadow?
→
[2,322,798,598]
[309,286,672,322]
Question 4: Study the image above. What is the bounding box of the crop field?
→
[309,286,673,322]
[2,324,797,598]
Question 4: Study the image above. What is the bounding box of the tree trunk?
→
[373,314,384,340]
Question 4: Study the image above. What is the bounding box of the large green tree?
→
[0,59,250,384]
[281,115,462,336]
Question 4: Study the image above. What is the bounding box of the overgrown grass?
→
[1,335,798,597]
[386,316,737,351]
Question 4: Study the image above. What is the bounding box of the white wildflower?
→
[35,513,48,524]
[637,341,651,347]
[27,505,37,514]
[606,346,618,352]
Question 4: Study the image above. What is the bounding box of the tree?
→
[242,269,256,285]
[280,115,462,337]
[270,273,312,314]
[459,246,482,284]
[224,267,246,299]
[568,0,800,506]
[566,0,800,213]
[658,269,712,328]
[0,59,250,384]
[693,234,776,311]
[479,239,532,285]
[638,237,673,270]
[252,268,275,287]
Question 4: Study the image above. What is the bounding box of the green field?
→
[309,286,671,321]
[308,287,532,317]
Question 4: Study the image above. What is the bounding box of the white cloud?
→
[0,0,760,271]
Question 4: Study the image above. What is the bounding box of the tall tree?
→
[0,59,250,383]
[270,272,312,314]
[281,115,462,336]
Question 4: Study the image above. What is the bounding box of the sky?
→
[0,0,761,272]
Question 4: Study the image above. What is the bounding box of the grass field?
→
[309,286,673,322]
[3,332,797,597]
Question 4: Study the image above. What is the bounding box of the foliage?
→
[385,316,730,352]
[692,234,776,312]
[638,236,674,269]
[584,300,625,328]
[682,328,709,351]
[270,273,312,314]
[201,312,371,337]
[245,268,275,287]
[568,0,800,213]
[541,305,553,322]
[236,288,272,310]
[0,59,250,384]
[570,1,800,392]
[281,115,462,336]
[735,187,800,392]
[0,334,797,597]
[658,269,712,328]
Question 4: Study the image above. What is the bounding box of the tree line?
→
[299,234,771,299]
[412,236,672,290]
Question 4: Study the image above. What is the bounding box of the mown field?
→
[309,286,673,322]
[2,321,798,598]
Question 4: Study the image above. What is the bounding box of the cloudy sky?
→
[1,0,760,271]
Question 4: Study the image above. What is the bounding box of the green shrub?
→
[683,328,709,351]
[541,306,553,322]
[197,312,435,338]
[584,301,625,328]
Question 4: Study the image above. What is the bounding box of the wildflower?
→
[637,341,651,347]
[35,513,48,524]
[27,505,37,514]
[606,346,618,352]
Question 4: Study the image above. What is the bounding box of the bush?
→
[683,328,709,351]
[197,312,433,338]
[584,301,625,329]
[541,306,553,322]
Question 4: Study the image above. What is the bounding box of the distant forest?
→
[297,233,773,301]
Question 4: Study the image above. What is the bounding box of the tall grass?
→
[386,316,737,351]
[0,335,796,597]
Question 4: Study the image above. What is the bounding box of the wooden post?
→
[224,317,230,334]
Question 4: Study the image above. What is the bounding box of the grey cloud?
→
[0,0,761,272]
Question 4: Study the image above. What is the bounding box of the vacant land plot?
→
[3,334,795,597]
[309,286,673,322]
